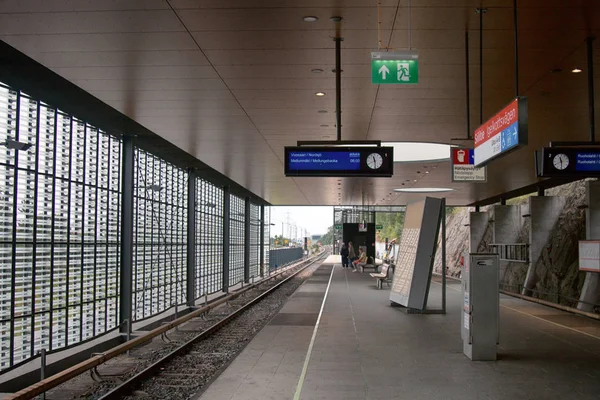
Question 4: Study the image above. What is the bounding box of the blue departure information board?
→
[538,147,600,177]
[284,146,394,177]
[288,151,361,171]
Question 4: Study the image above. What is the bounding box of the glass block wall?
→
[229,194,245,286]
[0,85,122,370]
[249,203,260,279]
[132,150,187,321]
[0,80,271,373]
[196,178,224,296]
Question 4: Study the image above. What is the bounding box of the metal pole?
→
[513,0,519,96]
[465,31,471,138]
[442,198,447,314]
[335,37,342,141]
[476,8,487,124]
[186,169,197,306]
[222,186,230,293]
[587,37,596,142]
[39,348,46,400]
[119,136,134,334]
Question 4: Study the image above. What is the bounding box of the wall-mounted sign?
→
[375,224,383,230]
[371,51,419,84]
[473,97,528,167]
[451,148,487,182]
[579,240,600,272]
[284,146,394,177]
[537,146,600,178]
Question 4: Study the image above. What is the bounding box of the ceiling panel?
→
[0,0,597,206]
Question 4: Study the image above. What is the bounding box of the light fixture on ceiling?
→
[413,179,417,182]
[394,188,454,193]
[302,16,319,22]
[315,92,326,96]
[320,124,329,127]
[382,141,455,163]
[311,68,324,73]
[318,110,328,113]
[425,171,430,174]
[572,68,582,73]
[321,135,331,139]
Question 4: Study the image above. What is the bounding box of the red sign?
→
[473,98,519,148]
[452,148,472,165]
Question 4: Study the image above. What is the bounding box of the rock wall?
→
[432,180,590,304]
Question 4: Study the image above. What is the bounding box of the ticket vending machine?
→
[461,253,500,361]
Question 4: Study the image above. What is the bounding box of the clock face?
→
[553,153,569,170]
[366,153,383,169]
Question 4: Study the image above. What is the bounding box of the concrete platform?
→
[197,260,600,400]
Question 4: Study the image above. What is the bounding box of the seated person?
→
[352,250,367,271]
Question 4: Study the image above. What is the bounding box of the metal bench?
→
[370,264,392,289]
[359,257,378,273]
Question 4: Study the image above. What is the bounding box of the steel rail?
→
[97,252,327,400]
[5,253,326,400]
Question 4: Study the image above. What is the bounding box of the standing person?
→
[340,243,349,268]
[348,242,356,264]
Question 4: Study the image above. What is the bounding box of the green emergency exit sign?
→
[371,51,419,84]
[376,224,383,230]
[335,225,342,230]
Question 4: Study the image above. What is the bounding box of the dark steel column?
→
[222,186,230,293]
[513,0,519,96]
[186,170,197,306]
[119,136,134,334]
[259,205,265,277]
[465,31,471,138]
[335,37,342,141]
[587,37,596,142]
[244,198,251,283]
[500,197,506,205]
[476,8,487,124]
[537,187,545,197]
[441,198,447,315]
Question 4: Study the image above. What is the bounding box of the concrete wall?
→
[578,181,600,312]
[469,212,489,253]
[523,196,567,295]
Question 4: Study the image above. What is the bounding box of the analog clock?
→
[366,153,383,169]
[553,153,569,170]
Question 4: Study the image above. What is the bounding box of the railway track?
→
[33,252,329,400]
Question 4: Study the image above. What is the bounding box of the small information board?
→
[371,51,419,84]
[579,240,600,272]
[473,97,528,167]
[537,147,600,178]
[451,148,486,182]
[284,146,394,177]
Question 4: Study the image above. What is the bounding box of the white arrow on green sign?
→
[371,50,419,84]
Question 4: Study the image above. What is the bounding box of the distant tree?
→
[320,225,334,245]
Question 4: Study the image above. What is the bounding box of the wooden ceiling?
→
[0,0,598,205]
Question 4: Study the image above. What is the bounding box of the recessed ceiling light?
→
[302,16,319,22]
[311,68,324,73]
[382,141,455,163]
[318,110,328,113]
[572,68,582,73]
[425,171,430,174]
[315,92,326,96]
[394,187,454,193]
[413,179,418,182]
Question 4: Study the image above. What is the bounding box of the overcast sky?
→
[270,206,333,237]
